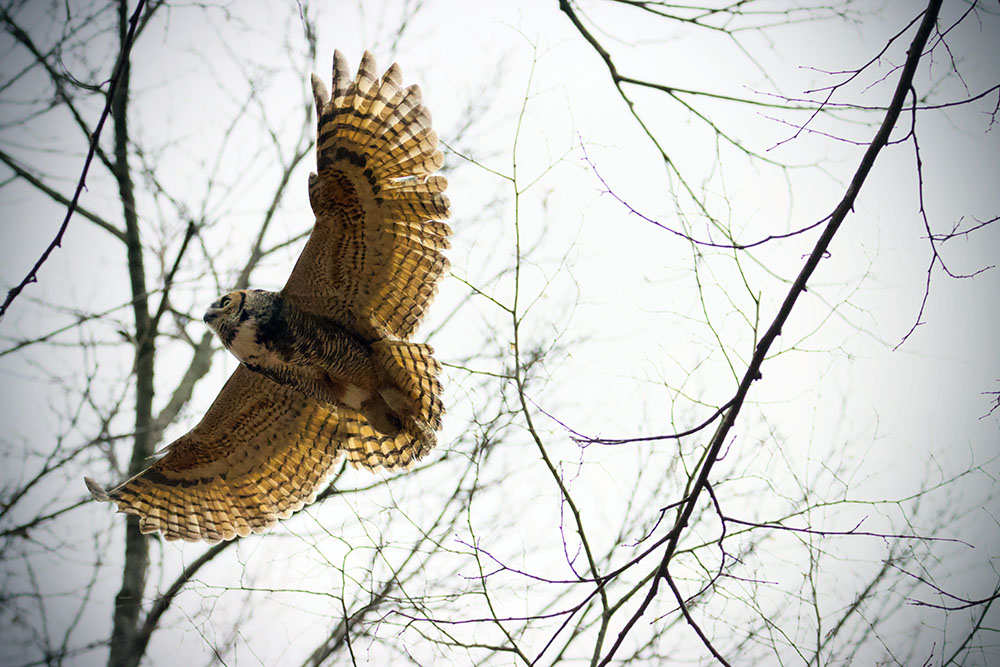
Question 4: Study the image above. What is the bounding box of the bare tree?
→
[1,0,997,666]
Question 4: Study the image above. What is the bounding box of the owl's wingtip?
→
[84,476,110,502]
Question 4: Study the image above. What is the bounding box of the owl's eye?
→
[218,296,231,308]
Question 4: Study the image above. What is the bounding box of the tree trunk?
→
[107,1,153,665]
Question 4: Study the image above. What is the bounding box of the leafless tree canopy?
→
[1,1,997,665]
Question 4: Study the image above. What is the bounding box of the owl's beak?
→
[203,309,218,324]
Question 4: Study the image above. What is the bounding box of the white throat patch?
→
[227,320,277,367]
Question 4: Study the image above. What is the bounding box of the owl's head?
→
[204,289,280,353]
[203,290,247,345]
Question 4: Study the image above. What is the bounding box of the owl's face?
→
[204,290,248,346]
[204,289,280,357]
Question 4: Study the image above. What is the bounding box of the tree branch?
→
[0,0,147,322]
[597,1,945,663]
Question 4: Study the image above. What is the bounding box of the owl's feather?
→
[87,51,451,543]
[86,367,431,543]
[283,49,451,341]
[372,340,444,430]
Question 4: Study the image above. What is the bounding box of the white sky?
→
[1,0,998,664]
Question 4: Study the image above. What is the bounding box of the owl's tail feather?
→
[337,339,442,472]
[372,340,444,432]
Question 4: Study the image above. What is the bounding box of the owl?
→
[85,51,451,543]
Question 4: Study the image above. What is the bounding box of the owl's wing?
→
[281,50,451,341]
[87,366,433,543]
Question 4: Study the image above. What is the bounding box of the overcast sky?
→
[1,1,998,664]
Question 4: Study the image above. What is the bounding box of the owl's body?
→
[208,289,381,420]
[85,50,451,543]
[205,288,439,441]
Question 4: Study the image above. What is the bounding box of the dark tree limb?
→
[105,3,154,667]
[664,570,733,667]
[595,0,945,663]
[129,541,235,660]
[0,0,147,323]
[0,148,124,242]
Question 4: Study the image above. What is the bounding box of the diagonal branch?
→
[0,148,124,242]
[130,541,235,658]
[0,0,147,322]
[0,0,146,321]
[597,0,945,663]
[0,6,116,172]
[664,570,733,667]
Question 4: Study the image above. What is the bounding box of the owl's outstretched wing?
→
[281,50,451,341]
[87,366,433,543]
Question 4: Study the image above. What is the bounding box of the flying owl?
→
[85,51,451,543]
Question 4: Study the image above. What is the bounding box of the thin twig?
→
[0,0,148,322]
[597,1,945,663]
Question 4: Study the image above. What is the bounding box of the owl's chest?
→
[229,308,337,369]
[228,320,290,369]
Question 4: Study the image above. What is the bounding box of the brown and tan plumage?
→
[85,51,451,543]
